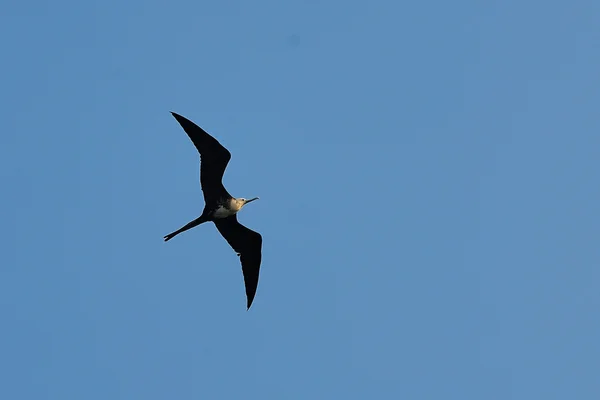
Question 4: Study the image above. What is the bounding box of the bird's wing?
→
[171,112,232,202]
[213,215,263,309]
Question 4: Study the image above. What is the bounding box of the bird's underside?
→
[164,112,263,309]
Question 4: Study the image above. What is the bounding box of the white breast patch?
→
[213,205,236,218]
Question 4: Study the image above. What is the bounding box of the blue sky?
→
[2,0,599,398]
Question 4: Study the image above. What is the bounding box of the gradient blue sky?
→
[2,1,599,399]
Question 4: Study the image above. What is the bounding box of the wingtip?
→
[172,110,187,119]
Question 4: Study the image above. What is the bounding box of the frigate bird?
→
[163,112,262,310]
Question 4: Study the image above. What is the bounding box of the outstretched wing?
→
[171,112,232,202]
[213,215,263,309]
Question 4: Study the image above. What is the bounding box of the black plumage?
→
[164,112,262,309]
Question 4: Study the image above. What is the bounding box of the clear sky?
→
[1,0,599,399]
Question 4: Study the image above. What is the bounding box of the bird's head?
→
[239,197,259,207]
[240,197,258,205]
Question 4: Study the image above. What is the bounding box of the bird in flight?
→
[164,112,262,310]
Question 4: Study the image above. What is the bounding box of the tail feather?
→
[163,215,208,241]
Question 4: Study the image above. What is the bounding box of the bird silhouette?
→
[164,112,262,309]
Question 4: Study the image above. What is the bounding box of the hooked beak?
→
[245,197,259,204]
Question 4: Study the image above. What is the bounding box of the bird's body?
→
[163,112,262,309]
[212,197,253,218]
[213,202,236,219]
